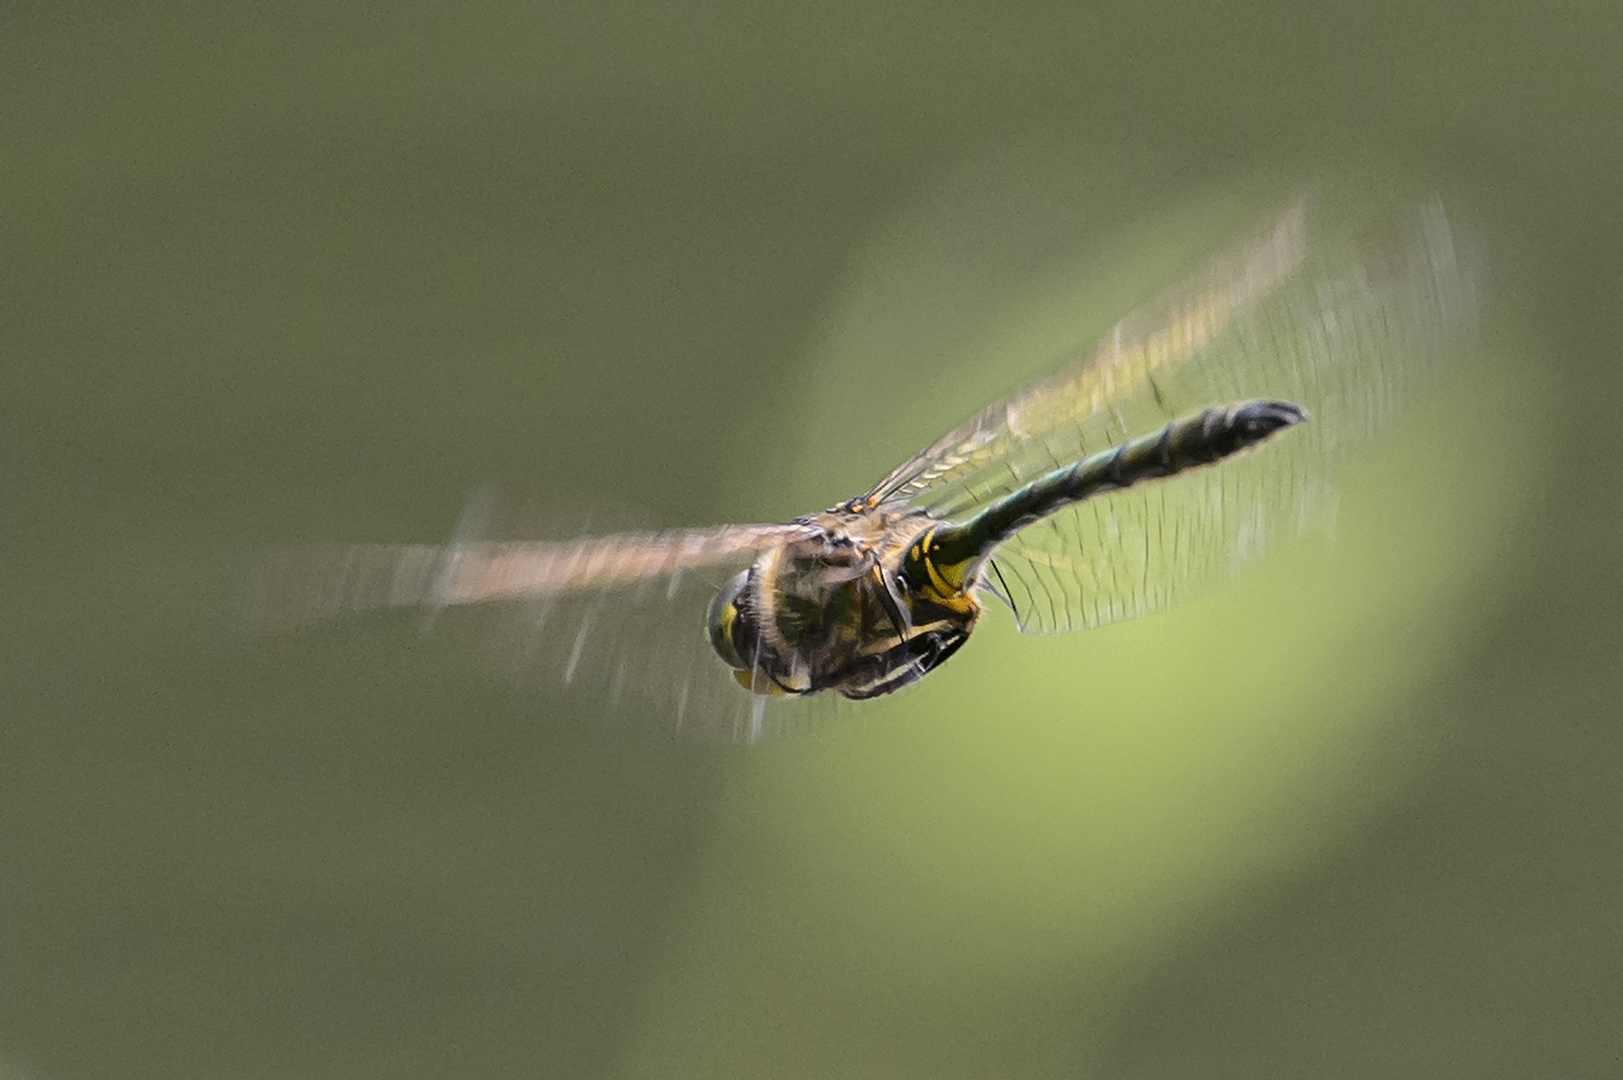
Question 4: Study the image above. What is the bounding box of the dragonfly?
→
[244,188,1486,742]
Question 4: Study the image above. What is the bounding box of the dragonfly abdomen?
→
[907,400,1306,596]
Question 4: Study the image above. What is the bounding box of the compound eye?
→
[705,570,751,670]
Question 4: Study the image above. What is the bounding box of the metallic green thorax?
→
[708,399,1305,699]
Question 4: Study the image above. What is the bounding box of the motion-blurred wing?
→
[870,190,1487,633]
[241,521,819,742]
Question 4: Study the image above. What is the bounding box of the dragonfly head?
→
[706,566,801,696]
[706,569,752,673]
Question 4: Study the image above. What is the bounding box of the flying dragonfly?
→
[244,188,1486,742]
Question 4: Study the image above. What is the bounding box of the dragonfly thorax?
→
[705,512,981,700]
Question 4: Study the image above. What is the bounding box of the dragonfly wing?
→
[469,554,813,745]
[870,191,1484,515]
[240,521,819,742]
[877,190,1487,632]
[860,190,1314,510]
[984,437,1331,633]
[241,522,814,628]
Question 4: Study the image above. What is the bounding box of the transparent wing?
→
[871,189,1488,633]
[240,520,820,742]
[985,442,1331,633]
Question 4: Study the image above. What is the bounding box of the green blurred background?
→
[3,1,1618,1077]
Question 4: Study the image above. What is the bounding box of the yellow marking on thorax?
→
[910,527,978,613]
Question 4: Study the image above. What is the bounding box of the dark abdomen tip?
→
[1220,397,1311,448]
[1233,399,1309,437]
